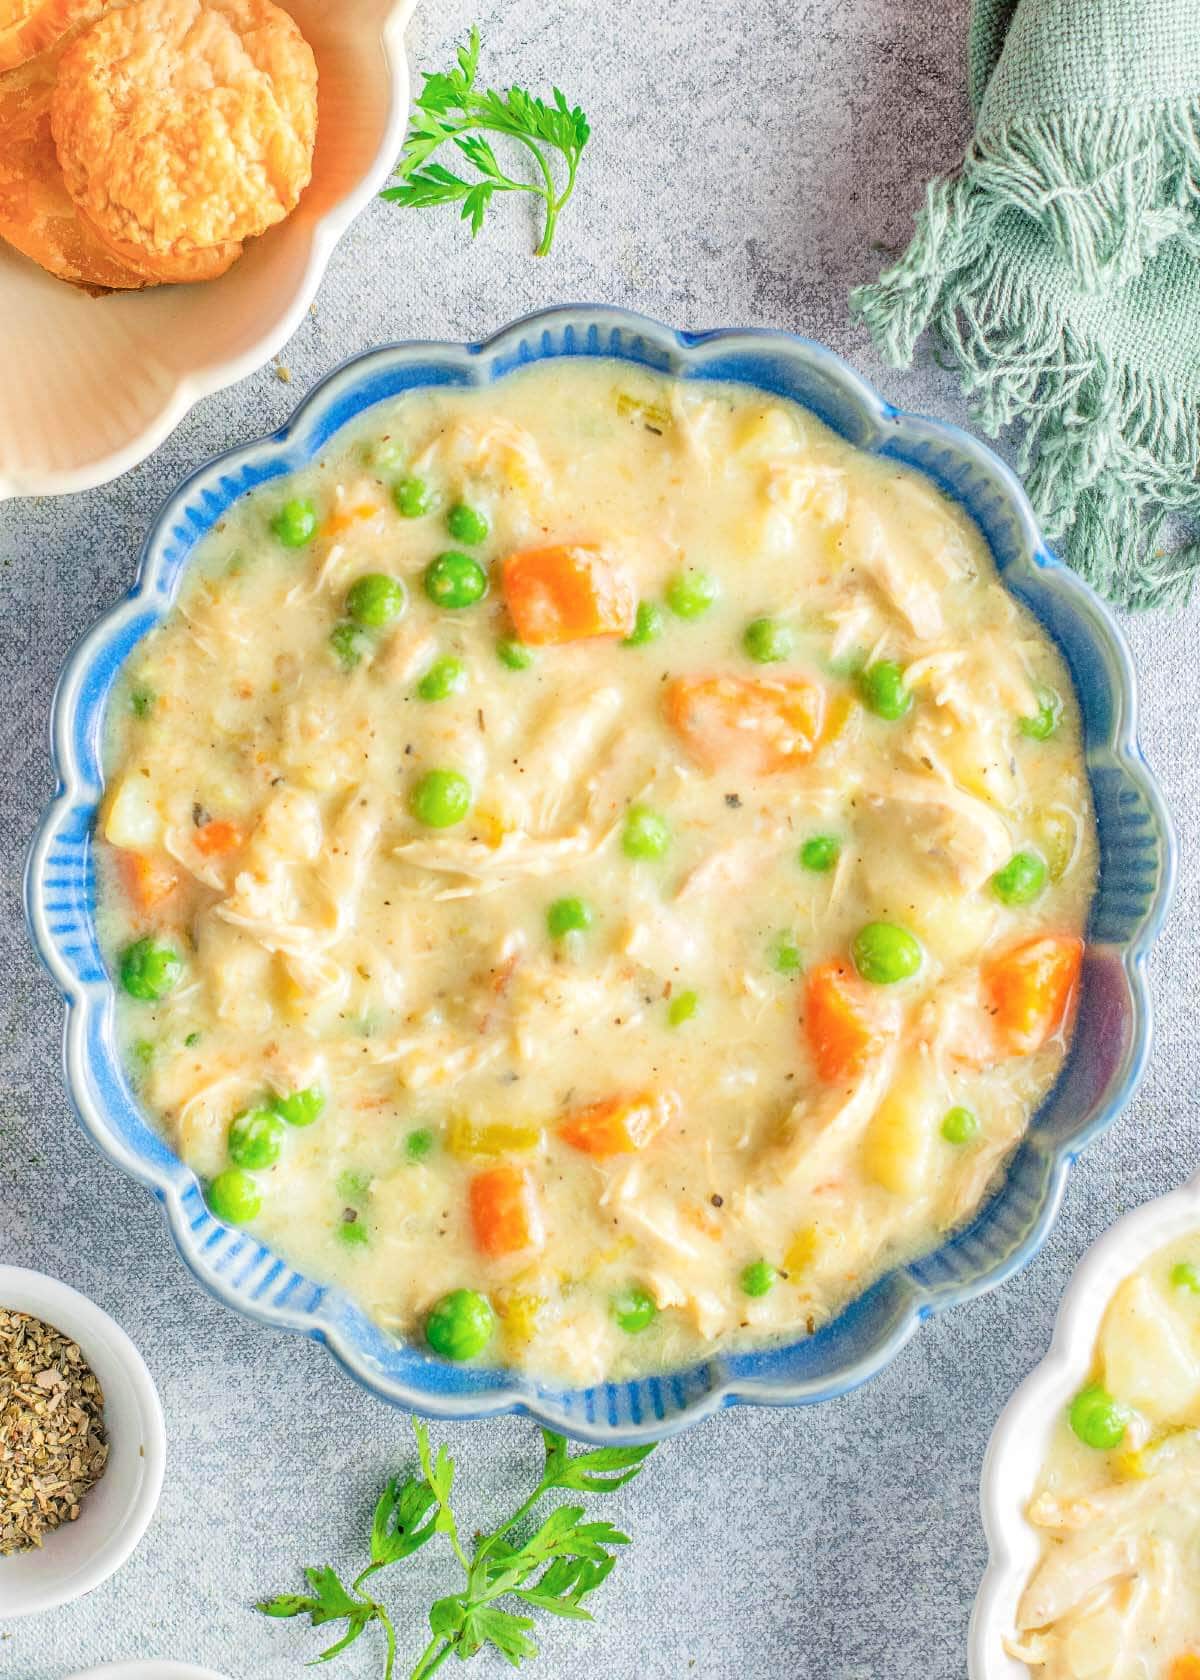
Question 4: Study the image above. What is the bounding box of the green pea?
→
[497,637,533,670]
[207,1168,262,1225]
[992,850,1048,906]
[337,1215,370,1248]
[347,572,406,628]
[546,897,593,939]
[410,769,472,828]
[129,686,155,719]
[394,477,433,518]
[743,617,793,663]
[1172,1260,1200,1293]
[271,497,318,548]
[446,503,489,546]
[611,1285,657,1333]
[228,1108,285,1170]
[417,656,467,702]
[800,835,840,873]
[426,1288,495,1361]
[858,660,913,721]
[336,1169,372,1204]
[741,1260,777,1298]
[666,569,719,619]
[1019,685,1063,741]
[119,937,183,1002]
[1068,1382,1128,1450]
[272,1086,326,1128]
[329,622,372,670]
[405,1127,435,1162]
[851,921,923,985]
[622,600,665,648]
[424,551,488,610]
[941,1106,979,1145]
[772,937,803,977]
[668,989,698,1026]
[622,804,670,860]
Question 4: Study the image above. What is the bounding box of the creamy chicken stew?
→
[97,360,1096,1384]
[1010,1239,1200,1680]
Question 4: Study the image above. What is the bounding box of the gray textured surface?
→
[0,2,1192,1676]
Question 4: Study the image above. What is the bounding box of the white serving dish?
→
[69,1667,230,1679]
[0,1266,165,1617]
[0,0,415,501]
[970,1173,1200,1677]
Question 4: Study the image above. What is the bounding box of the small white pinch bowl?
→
[68,1667,231,1680]
[0,1266,165,1617]
[969,1173,1200,1677]
[0,0,416,501]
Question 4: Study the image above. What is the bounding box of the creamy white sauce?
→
[1011,1237,1200,1680]
[98,361,1095,1383]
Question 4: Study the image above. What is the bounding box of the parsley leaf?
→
[381,26,591,255]
[256,1420,654,1678]
[255,1565,386,1668]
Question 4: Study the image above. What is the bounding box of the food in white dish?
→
[1008,1238,1200,1679]
[95,359,1095,1382]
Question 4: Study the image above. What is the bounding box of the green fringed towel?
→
[852,0,1200,609]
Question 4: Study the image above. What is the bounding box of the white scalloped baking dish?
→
[0,0,416,500]
[970,1173,1200,1677]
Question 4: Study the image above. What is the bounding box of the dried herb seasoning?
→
[0,1309,108,1554]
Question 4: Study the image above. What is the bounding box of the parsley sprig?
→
[256,1419,654,1678]
[381,27,591,256]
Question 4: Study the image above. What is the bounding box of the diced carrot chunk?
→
[665,673,825,774]
[1169,1658,1200,1680]
[193,820,244,858]
[116,848,179,913]
[983,934,1084,1058]
[468,1165,545,1259]
[559,1090,681,1157]
[322,501,381,538]
[804,961,879,1084]
[502,543,637,644]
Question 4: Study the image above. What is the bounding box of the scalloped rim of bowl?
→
[0,1266,165,1617]
[25,305,1176,1441]
[969,1173,1200,1678]
[0,0,417,502]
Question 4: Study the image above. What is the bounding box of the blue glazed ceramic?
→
[25,306,1175,1442]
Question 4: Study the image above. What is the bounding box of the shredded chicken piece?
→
[520,686,624,831]
[674,838,770,902]
[413,415,547,497]
[836,501,945,641]
[394,823,613,894]
[284,540,350,606]
[748,1049,899,1193]
[163,825,228,891]
[1015,1433,1200,1677]
[868,768,1012,892]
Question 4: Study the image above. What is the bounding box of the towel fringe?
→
[852,97,1200,609]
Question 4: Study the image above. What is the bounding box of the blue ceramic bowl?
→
[26,306,1174,1442]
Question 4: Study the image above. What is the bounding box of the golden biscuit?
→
[50,0,317,282]
[0,0,98,72]
[0,7,148,289]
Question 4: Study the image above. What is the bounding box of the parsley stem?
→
[538,156,580,258]
[470,122,560,254]
[411,1636,454,1680]
[379,1604,397,1680]
[487,1477,552,1546]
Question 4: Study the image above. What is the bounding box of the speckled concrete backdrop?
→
[0,2,1193,1676]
